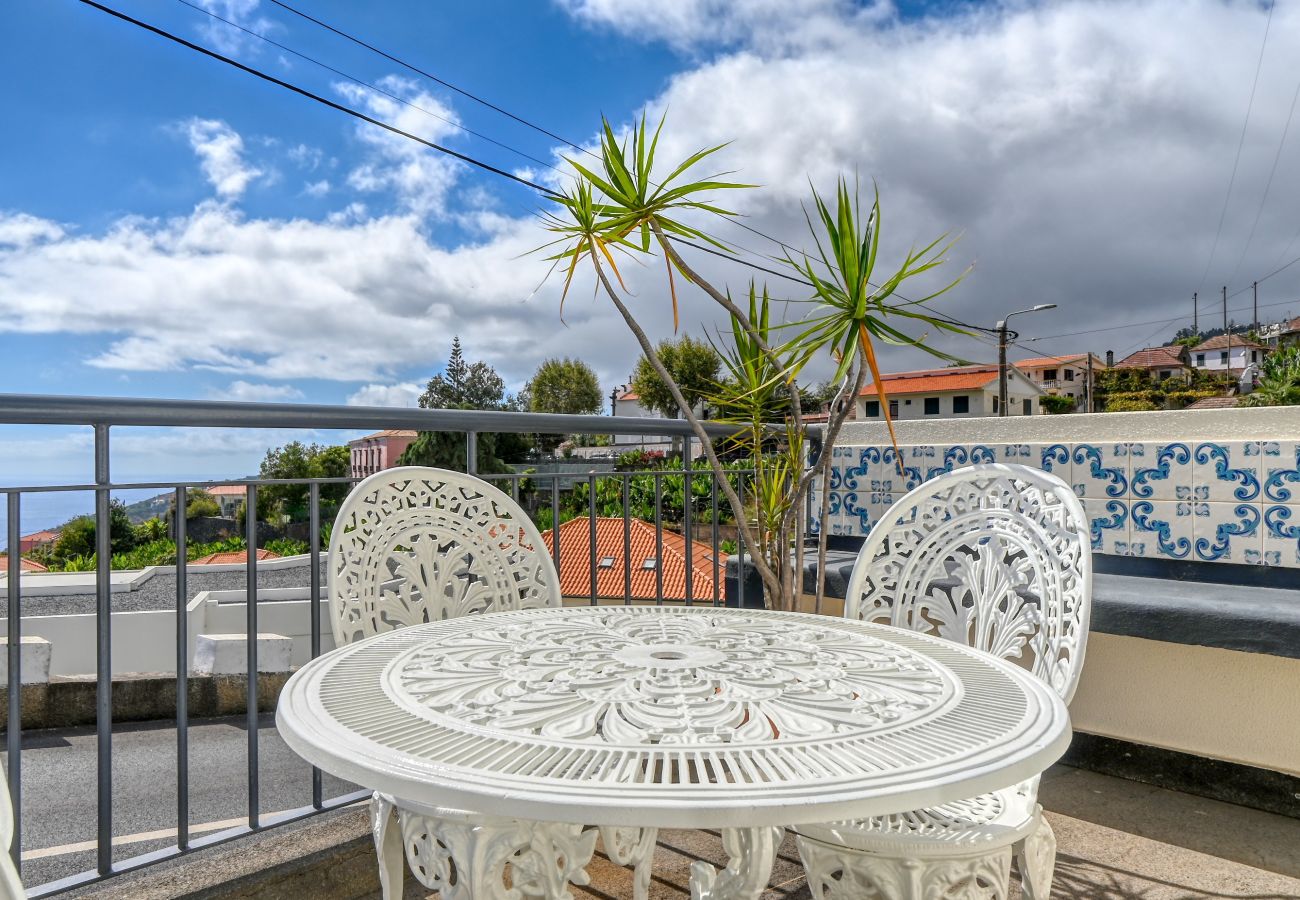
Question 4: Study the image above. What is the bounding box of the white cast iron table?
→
[277,605,1071,899]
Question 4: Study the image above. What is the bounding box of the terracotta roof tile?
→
[1013,354,1102,369]
[1114,346,1187,369]
[202,484,248,496]
[1190,334,1268,352]
[1185,396,1240,410]
[353,429,419,442]
[860,365,1000,397]
[541,517,726,602]
[0,557,47,573]
[190,548,281,565]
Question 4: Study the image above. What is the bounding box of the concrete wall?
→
[1070,632,1300,777]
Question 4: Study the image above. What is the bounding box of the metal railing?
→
[0,394,748,895]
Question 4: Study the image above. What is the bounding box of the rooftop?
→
[1191,333,1269,352]
[859,364,1000,397]
[1114,345,1187,369]
[189,548,281,565]
[0,555,47,573]
[1186,395,1241,409]
[350,429,418,443]
[1013,352,1103,369]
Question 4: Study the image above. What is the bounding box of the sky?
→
[3,0,1300,529]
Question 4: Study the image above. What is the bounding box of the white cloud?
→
[193,0,277,55]
[303,179,331,197]
[184,118,264,199]
[334,77,464,217]
[0,213,64,247]
[217,380,306,402]
[346,382,424,407]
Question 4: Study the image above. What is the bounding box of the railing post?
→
[683,437,693,605]
[94,423,112,875]
[466,432,478,475]
[6,492,21,874]
[174,487,189,851]
[245,483,259,829]
[308,482,322,810]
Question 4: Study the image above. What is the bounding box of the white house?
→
[612,387,670,448]
[1013,353,1106,410]
[856,364,1044,420]
[1188,334,1269,373]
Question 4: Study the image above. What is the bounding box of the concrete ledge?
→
[0,636,52,685]
[194,634,293,675]
[0,671,289,731]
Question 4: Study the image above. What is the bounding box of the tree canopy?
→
[257,442,351,522]
[1241,346,1300,407]
[528,357,603,415]
[419,336,507,410]
[631,335,720,418]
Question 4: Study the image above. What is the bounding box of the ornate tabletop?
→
[277,606,1070,830]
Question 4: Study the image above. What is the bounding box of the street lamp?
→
[997,304,1057,417]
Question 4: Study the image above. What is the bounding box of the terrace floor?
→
[366,767,1300,899]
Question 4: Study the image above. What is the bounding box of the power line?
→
[1023,292,1300,346]
[1196,0,1275,296]
[83,0,1001,341]
[1225,68,1300,288]
[265,0,587,154]
[172,0,565,176]
[76,0,558,195]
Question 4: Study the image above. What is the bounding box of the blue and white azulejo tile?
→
[1070,443,1129,499]
[1192,501,1262,563]
[1129,442,1193,502]
[1192,441,1277,503]
[1130,499,1196,560]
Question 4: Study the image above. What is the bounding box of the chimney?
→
[1105,350,1114,367]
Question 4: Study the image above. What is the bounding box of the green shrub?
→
[264,538,309,557]
[186,490,221,519]
[1039,395,1077,415]
[1106,397,1160,413]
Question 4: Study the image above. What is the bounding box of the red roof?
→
[541,517,726,602]
[203,484,247,496]
[1114,346,1187,369]
[617,390,640,401]
[1190,334,1268,352]
[190,548,281,566]
[0,557,47,573]
[21,530,60,543]
[860,365,1000,397]
[1185,396,1239,410]
[1014,353,1103,370]
[352,429,418,443]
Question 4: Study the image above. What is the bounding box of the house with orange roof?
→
[857,364,1044,420]
[17,529,60,554]
[541,517,726,602]
[202,484,248,517]
[1013,353,1106,410]
[1112,345,1191,381]
[0,555,48,574]
[189,548,281,566]
[1188,334,1270,373]
[348,429,418,479]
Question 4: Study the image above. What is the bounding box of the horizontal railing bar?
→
[0,394,743,437]
[25,790,370,899]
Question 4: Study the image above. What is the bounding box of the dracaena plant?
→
[536,114,968,611]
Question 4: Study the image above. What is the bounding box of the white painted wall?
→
[1191,344,1266,371]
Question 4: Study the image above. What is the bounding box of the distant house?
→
[612,385,684,451]
[1188,334,1269,373]
[0,556,48,574]
[203,484,248,517]
[190,548,281,566]
[1013,354,1106,409]
[1112,346,1191,382]
[1185,396,1240,410]
[540,517,726,602]
[349,430,418,479]
[857,364,1044,419]
[17,529,60,554]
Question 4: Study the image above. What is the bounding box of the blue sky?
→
[3,0,1300,530]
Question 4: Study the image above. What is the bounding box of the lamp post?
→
[997,304,1057,417]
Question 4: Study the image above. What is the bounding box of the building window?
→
[1022,398,1032,415]
[1196,354,1205,366]
[923,397,940,415]
[992,396,1000,414]
[1220,351,1229,364]
[1252,350,1259,363]
[1064,369,1075,381]
[1043,368,1057,381]
[953,395,970,414]
[864,400,880,417]
[599,556,615,568]
[888,399,899,418]
[641,558,657,570]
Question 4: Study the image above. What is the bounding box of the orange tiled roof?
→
[21,529,60,542]
[1014,354,1100,369]
[1114,346,1187,369]
[0,557,48,573]
[617,390,640,401]
[353,429,419,442]
[1185,396,1239,410]
[541,517,726,602]
[860,365,1000,397]
[190,548,281,565]
[203,484,248,496]
[1190,334,1268,352]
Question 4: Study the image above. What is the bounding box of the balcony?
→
[1,395,1297,898]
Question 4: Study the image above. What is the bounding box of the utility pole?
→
[1253,281,1259,333]
[996,304,1056,417]
[1224,285,1231,374]
[1193,292,1198,335]
[1085,353,1094,413]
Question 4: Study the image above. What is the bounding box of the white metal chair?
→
[0,775,24,899]
[330,467,612,899]
[794,463,1092,900]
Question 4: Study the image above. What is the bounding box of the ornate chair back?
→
[844,463,1091,703]
[328,466,561,646]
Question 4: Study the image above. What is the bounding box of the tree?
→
[631,335,720,418]
[1241,346,1300,407]
[257,442,352,522]
[419,336,506,410]
[49,499,137,563]
[528,358,602,415]
[185,489,221,519]
[1039,394,1077,415]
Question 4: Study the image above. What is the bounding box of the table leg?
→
[689,825,785,900]
[599,826,659,900]
[370,793,406,900]
[397,808,598,899]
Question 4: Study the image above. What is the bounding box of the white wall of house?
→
[1191,344,1266,371]
[612,394,670,446]
[855,371,1042,420]
[1018,361,1094,404]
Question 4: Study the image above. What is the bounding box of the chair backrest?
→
[844,463,1092,704]
[328,466,562,646]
